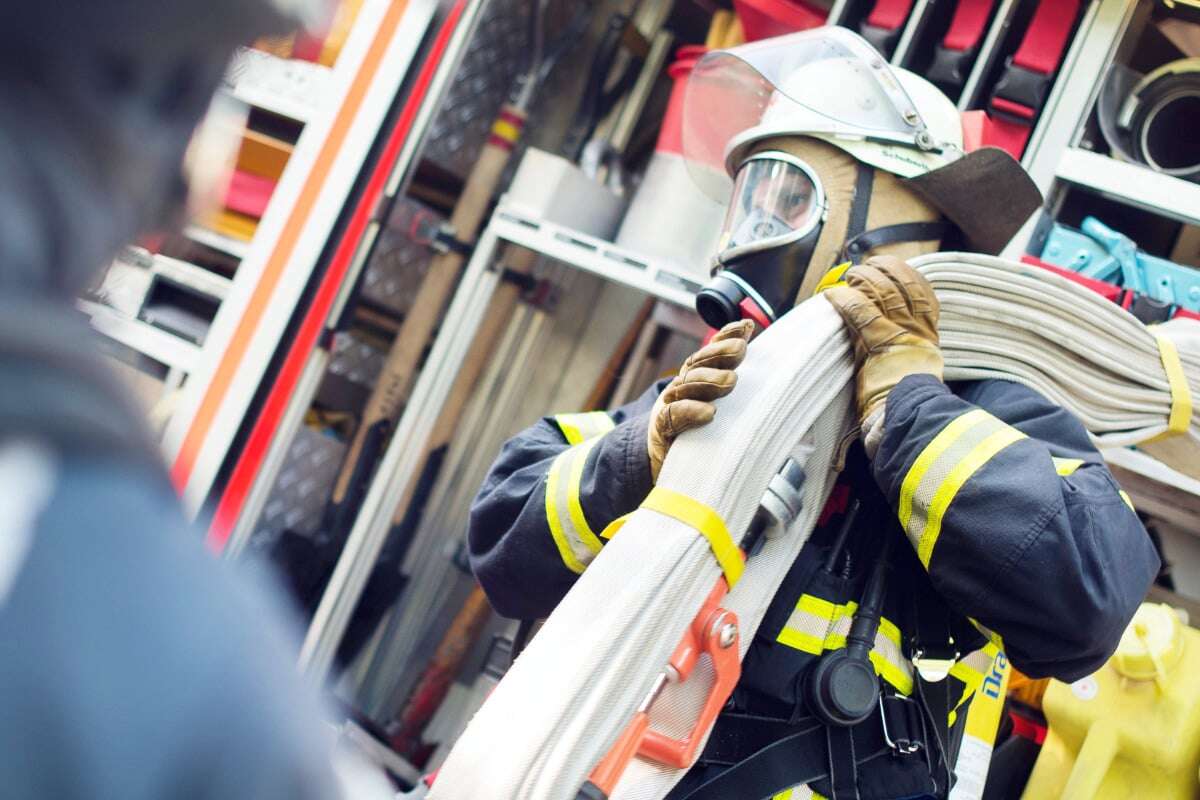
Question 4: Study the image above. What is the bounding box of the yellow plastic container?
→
[1023,603,1200,799]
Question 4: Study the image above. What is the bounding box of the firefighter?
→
[467,28,1158,799]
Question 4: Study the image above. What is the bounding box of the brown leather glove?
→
[647,319,754,482]
[823,255,943,435]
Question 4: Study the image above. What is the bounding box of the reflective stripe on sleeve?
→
[545,436,606,573]
[1053,456,1135,509]
[1051,457,1083,476]
[553,411,616,445]
[898,409,1027,568]
[777,594,914,695]
[773,787,824,800]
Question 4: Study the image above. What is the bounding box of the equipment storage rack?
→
[84,0,438,514]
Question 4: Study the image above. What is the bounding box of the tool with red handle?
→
[577,458,807,799]
[578,581,742,800]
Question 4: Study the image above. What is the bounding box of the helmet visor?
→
[718,152,824,260]
[683,26,931,199]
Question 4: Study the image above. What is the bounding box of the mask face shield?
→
[718,152,825,262]
[681,26,939,200]
[696,152,828,329]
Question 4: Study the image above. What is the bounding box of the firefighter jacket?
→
[467,374,1159,798]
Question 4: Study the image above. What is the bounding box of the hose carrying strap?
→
[1151,333,1193,440]
[604,487,743,588]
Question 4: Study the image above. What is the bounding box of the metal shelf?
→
[489,208,702,310]
[1057,147,1200,228]
[1104,448,1200,498]
[223,47,333,123]
[150,254,233,300]
[185,224,250,260]
[297,191,697,677]
[164,0,437,513]
[81,301,200,373]
[1104,448,1200,536]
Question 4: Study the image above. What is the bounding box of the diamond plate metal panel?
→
[249,426,348,550]
[421,0,532,178]
[360,197,443,317]
[328,331,387,388]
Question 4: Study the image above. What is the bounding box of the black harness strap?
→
[827,725,861,800]
[845,162,875,246]
[684,695,933,800]
[912,588,960,796]
[842,221,951,263]
[680,724,891,800]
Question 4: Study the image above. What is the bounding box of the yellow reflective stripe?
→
[642,486,744,587]
[869,653,914,697]
[878,616,903,650]
[600,512,631,539]
[544,437,605,574]
[900,409,1027,568]
[813,262,852,294]
[967,617,1003,649]
[554,411,615,446]
[777,626,825,654]
[566,439,604,554]
[918,426,1026,567]
[1119,490,1135,511]
[963,650,1010,744]
[776,593,839,653]
[545,449,585,574]
[899,409,991,529]
[772,788,825,800]
[1149,333,1193,441]
[777,595,913,695]
[1052,457,1084,476]
[949,644,1004,726]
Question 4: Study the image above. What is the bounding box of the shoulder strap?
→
[842,222,951,263]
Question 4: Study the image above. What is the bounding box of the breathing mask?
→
[683,27,1043,330]
[697,152,828,328]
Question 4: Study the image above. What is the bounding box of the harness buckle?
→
[927,44,978,94]
[912,648,959,683]
[878,695,922,755]
[989,57,1053,124]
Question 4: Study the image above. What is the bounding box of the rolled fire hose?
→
[1098,58,1200,183]
[431,253,1199,800]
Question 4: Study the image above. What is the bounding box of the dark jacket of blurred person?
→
[0,2,375,797]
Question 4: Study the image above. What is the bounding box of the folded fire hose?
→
[430,253,1199,800]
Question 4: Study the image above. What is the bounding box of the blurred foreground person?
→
[0,2,389,797]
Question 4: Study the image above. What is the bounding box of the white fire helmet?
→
[682,26,964,200]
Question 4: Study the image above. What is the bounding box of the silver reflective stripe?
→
[0,442,56,605]
[545,437,606,574]
[948,643,1004,724]
[777,595,914,695]
[898,409,1026,567]
[957,647,997,676]
[553,412,615,446]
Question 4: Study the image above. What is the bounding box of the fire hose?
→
[430,253,1198,800]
